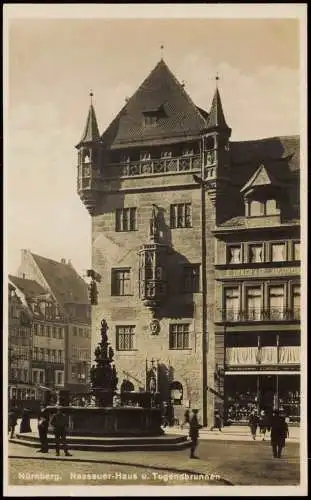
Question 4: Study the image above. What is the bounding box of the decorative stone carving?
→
[150,319,160,335]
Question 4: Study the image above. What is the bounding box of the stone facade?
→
[76,59,300,426]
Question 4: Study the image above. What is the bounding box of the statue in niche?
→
[149,206,160,241]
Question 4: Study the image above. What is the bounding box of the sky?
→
[5,12,301,278]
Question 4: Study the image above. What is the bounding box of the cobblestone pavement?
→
[8,438,300,486]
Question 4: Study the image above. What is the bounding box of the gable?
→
[241,164,276,194]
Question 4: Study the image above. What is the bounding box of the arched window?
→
[83,150,90,163]
[170,381,183,405]
[120,379,134,392]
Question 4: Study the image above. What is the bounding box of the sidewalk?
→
[16,419,300,442]
[166,424,300,442]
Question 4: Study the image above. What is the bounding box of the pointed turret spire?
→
[76,91,100,147]
[207,86,230,132]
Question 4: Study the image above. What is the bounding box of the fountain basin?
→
[45,405,164,437]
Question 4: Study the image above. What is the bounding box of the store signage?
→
[217,266,300,279]
[226,365,299,372]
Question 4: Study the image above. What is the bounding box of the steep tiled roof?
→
[101,59,208,149]
[77,103,100,147]
[9,275,47,297]
[30,253,89,305]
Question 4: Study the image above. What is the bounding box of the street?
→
[8,438,300,486]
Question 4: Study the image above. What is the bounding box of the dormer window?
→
[142,105,165,128]
[248,199,280,217]
[144,115,158,127]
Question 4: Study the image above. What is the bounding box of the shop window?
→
[245,287,262,320]
[293,242,300,261]
[170,203,192,229]
[268,286,285,319]
[227,245,241,264]
[182,265,200,293]
[169,324,190,350]
[249,244,263,263]
[271,243,286,262]
[111,268,131,296]
[116,207,137,232]
[116,326,135,351]
[224,287,240,321]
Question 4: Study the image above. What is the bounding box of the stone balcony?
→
[104,154,201,179]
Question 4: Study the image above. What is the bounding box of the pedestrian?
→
[181,408,190,429]
[248,410,259,440]
[259,410,271,441]
[19,408,32,433]
[37,410,49,453]
[50,408,72,457]
[270,410,289,458]
[189,409,201,459]
[8,408,18,438]
[210,410,222,432]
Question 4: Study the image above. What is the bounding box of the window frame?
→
[248,242,265,264]
[116,325,136,351]
[270,241,287,262]
[292,241,300,262]
[115,207,137,232]
[111,268,132,296]
[169,323,191,350]
[170,203,192,229]
[182,264,201,293]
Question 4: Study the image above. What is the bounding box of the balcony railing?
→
[217,307,300,322]
[105,155,201,179]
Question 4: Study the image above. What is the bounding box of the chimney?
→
[61,258,66,264]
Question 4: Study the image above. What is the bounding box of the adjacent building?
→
[76,59,300,425]
[8,281,33,401]
[8,250,92,397]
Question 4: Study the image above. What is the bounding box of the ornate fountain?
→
[42,319,164,437]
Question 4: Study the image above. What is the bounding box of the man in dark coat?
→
[189,409,201,458]
[210,410,222,432]
[37,411,49,453]
[50,408,72,457]
[270,410,289,458]
[248,410,260,440]
[8,408,18,438]
[19,408,32,433]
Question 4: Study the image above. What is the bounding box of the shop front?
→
[224,371,300,424]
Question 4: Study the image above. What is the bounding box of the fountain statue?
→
[90,319,118,406]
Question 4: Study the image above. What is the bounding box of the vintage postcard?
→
[3,3,307,497]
